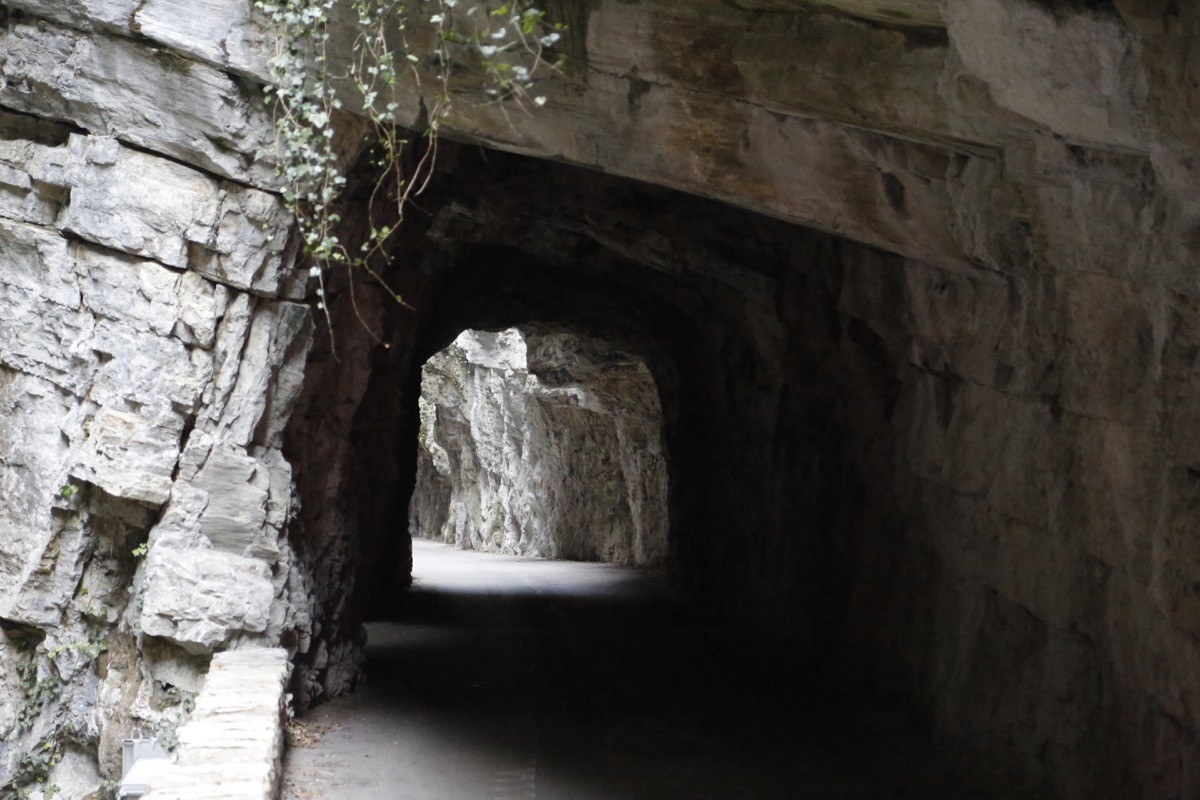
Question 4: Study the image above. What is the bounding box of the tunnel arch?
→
[281,139,907,714]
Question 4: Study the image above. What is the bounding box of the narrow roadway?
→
[281,539,1023,799]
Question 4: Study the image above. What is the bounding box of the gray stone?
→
[190,186,297,297]
[55,137,296,296]
[47,747,104,800]
[77,249,184,338]
[71,407,181,507]
[206,301,313,449]
[2,0,273,81]
[130,0,274,80]
[191,446,270,557]
[1,512,92,626]
[0,17,278,187]
[139,546,275,654]
[0,370,78,613]
[141,648,290,800]
[59,138,222,270]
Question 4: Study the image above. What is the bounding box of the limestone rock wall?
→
[0,8,318,795]
[410,327,668,567]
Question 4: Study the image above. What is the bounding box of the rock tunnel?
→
[1,1,1199,798]
[281,136,1197,797]
[285,142,901,680]
[281,142,946,793]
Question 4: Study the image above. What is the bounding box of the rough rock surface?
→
[410,327,668,567]
[0,41,312,796]
[0,1,1197,799]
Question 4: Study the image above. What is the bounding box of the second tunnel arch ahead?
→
[409,324,670,568]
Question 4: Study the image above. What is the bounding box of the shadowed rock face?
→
[287,139,1200,799]
[1,1,1199,798]
[410,327,669,567]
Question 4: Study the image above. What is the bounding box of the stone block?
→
[0,163,31,192]
[0,295,93,394]
[60,138,295,295]
[77,248,189,338]
[191,446,270,558]
[189,186,296,296]
[72,407,182,506]
[4,0,273,81]
[76,246,228,349]
[59,139,221,270]
[47,746,104,800]
[139,546,275,654]
[0,371,76,612]
[1,514,93,626]
[0,218,78,309]
[130,0,273,80]
[0,139,71,227]
[207,302,312,449]
[87,320,213,413]
[141,648,290,800]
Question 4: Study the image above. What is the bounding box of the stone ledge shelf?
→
[141,648,291,800]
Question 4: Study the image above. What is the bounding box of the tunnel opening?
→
[410,325,670,567]
[283,138,904,699]
[279,138,1047,794]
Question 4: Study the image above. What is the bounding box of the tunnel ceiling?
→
[288,143,859,639]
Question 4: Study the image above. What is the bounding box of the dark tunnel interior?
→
[279,140,1035,797]
[285,135,913,692]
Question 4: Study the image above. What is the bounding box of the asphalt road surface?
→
[281,538,1025,800]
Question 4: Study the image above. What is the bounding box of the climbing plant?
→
[10,739,62,800]
[253,0,562,341]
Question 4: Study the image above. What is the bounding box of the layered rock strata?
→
[0,11,315,795]
[410,327,668,566]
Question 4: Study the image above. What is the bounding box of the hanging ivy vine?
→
[253,0,562,342]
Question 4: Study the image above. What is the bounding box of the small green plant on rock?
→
[46,636,108,663]
[15,662,61,731]
[10,739,63,800]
